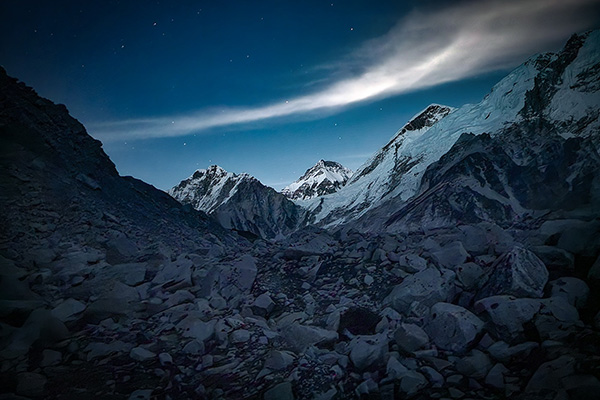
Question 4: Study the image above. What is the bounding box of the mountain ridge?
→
[282,159,352,201]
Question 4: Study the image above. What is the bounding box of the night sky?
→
[2,0,600,190]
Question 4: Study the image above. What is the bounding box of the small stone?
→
[183,340,205,355]
[448,387,465,398]
[264,350,295,370]
[51,298,86,322]
[40,349,62,367]
[399,371,428,396]
[231,329,251,343]
[128,389,153,400]
[158,352,173,366]
[364,274,374,285]
[130,347,156,362]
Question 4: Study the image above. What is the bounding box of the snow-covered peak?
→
[282,160,353,200]
[169,165,256,213]
[301,31,600,228]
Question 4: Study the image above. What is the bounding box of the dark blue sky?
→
[2,0,599,190]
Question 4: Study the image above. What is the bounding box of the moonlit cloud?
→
[91,0,599,141]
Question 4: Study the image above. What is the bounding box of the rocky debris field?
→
[2,207,600,399]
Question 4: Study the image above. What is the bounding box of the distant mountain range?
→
[170,31,600,237]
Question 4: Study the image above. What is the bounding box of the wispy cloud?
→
[91,0,599,142]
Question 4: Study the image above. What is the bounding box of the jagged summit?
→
[302,30,600,228]
[169,165,302,238]
[282,160,353,201]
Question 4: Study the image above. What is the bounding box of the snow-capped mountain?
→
[170,165,303,238]
[282,160,352,200]
[305,31,600,228]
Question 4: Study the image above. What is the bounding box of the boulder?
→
[426,303,484,353]
[394,323,430,353]
[485,363,508,389]
[130,347,156,362]
[456,349,492,379]
[399,371,428,396]
[252,293,275,316]
[221,255,257,293]
[2,309,69,359]
[281,323,338,353]
[429,241,470,270]
[51,298,86,322]
[474,296,542,341]
[549,277,589,309]
[384,268,456,314]
[588,255,600,282]
[487,341,537,363]
[455,262,484,291]
[128,390,153,400]
[398,253,428,273]
[111,262,148,286]
[264,350,295,370]
[531,246,574,274]
[477,247,548,299]
[40,349,62,367]
[525,355,575,393]
[176,316,216,343]
[152,255,193,289]
[85,340,133,361]
[231,329,251,343]
[348,333,388,370]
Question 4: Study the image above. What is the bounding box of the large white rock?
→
[478,247,548,299]
[474,296,542,340]
[176,316,216,343]
[426,303,484,353]
[281,323,338,353]
[384,268,456,314]
[130,347,156,362]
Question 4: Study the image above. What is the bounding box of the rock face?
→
[426,303,484,353]
[170,165,303,238]
[282,160,353,200]
[477,247,549,299]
